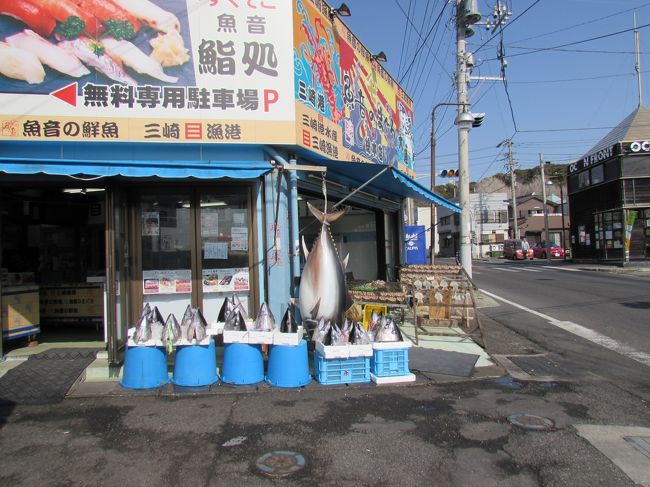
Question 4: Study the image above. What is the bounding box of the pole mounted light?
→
[329,3,351,19]
[371,51,388,63]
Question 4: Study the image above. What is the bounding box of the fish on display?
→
[312,317,331,344]
[179,304,193,340]
[217,297,235,323]
[351,322,370,345]
[133,307,152,343]
[186,308,207,342]
[330,323,347,346]
[223,309,247,331]
[254,302,275,331]
[232,295,248,320]
[279,306,298,333]
[375,317,403,342]
[163,313,181,341]
[299,202,351,327]
[5,30,90,77]
[340,319,353,343]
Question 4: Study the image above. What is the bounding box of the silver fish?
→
[254,302,275,331]
[279,306,298,333]
[312,317,331,344]
[233,295,248,320]
[180,304,193,340]
[224,309,247,331]
[133,309,152,343]
[299,203,350,327]
[186,309,207,342]
[375,317,403,342]
[217,297,235,322]
[330,323,347,346]
[351,322,370,345]
[163,313,181,341]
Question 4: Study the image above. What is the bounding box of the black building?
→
[568,105,650,263]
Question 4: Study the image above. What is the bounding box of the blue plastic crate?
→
[314,352,370,385]
[371,348,410,377]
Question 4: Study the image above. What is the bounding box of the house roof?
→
[580,105,650,159]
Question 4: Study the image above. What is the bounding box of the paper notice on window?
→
[205,242,228,259]
[231,227,248,251]
[233,210,246,226]
[142,212,160,236]
[233,268,250,291]
[201,209,219,237]
[143,269,191,294]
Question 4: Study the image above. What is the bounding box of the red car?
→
[532,242,565,259]
[504,239,534,260]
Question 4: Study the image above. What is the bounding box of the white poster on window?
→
[231,227,248,251]
[233,268,250,291]
[143,269,191,294]
[205,242,228,259]
[233,210,246,226]
[142,212,160,236]
[201,209,219,237]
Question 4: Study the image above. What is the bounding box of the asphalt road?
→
[473,260,650,398]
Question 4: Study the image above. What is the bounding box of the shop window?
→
[439,215,451,226]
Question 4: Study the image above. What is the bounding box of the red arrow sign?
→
[51,82,77,107]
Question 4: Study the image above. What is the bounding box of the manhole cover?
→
[254,450,306,477]
[507,413,555,431]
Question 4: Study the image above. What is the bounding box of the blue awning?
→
[308,159,461,213]
[0,158,273,179]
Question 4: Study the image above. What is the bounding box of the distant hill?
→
[431,163,567,202]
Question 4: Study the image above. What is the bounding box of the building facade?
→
[568,106,650,263]
[0,0,459,361]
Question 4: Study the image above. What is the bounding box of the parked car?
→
[503,239,534,260]
[532,242,565,259]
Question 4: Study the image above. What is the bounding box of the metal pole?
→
[507,141,519,239]
[540,154,551,264]
[431,102,467,265]
[560,182,567,261]
[456,0,472,278]
[635,13,643,107]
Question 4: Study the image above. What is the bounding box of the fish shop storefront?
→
[0,0,456,364]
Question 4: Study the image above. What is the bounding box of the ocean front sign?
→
[569,144,615,173]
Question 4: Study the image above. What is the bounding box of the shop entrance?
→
[121,184,257,344]
[1,183,106,351]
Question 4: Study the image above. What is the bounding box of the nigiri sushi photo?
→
[6,29,90,78]
[0,41,45,84]
[101,37,178,83]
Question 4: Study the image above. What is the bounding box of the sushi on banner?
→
[0,0,294,143]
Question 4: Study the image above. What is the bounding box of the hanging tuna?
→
[299,202,351,328]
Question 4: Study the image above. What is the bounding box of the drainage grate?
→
[254,451,306,477]
[624,436,650,459]
[507,413,555,431]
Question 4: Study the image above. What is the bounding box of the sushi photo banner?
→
[0,0,415,175]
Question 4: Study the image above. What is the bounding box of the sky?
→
[340,0,650,187]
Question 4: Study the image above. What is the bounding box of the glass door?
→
[199,190,253,324]
[139,191,194,320]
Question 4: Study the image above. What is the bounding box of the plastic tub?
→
[120,346,169,390]
[172,338,218,387]
[221,343,264,385]
[266,339,311,388]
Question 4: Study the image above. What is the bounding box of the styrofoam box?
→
[372,340,413,350]
[210,319,254,336]
[315,341,373,359]
[127,338,164,347]
[248,330,274,344]
[174,337,212,346]
[370,372,416,385]
[223,330,250,343]
[273,327,304,346]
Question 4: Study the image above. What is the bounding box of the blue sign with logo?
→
[404,225,427,264]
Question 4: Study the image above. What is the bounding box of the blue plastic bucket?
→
[172,339,218,387]
[266,340,311,388]
[221,343,264,385]
[120,346,169,390]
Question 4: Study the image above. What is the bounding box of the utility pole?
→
[455,0,478,278]
[635,13,643,107]
[540,153,551,264]
[498,139,518,239]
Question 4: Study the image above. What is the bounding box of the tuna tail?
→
[307,202,348,225]
[301,235,309,259]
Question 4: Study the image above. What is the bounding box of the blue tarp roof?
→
[313,159,461,213]
[0,158,273,179]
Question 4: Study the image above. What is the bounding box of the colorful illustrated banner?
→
[0,0,294,143]
[293,0,415,174]
[202,267,250,293]
[143,269,192,294]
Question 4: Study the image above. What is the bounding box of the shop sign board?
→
[569,144,616,173]
[404,225,426,264]
[0,0,295,144]
[0,0,415,175]
[293,0,415,175]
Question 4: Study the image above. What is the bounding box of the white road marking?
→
[481,289,650,367]
[539,265,580,272]
[519,267,541,272]
[493,267,520,272]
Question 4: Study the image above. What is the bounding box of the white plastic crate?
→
[370,372,416,385]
